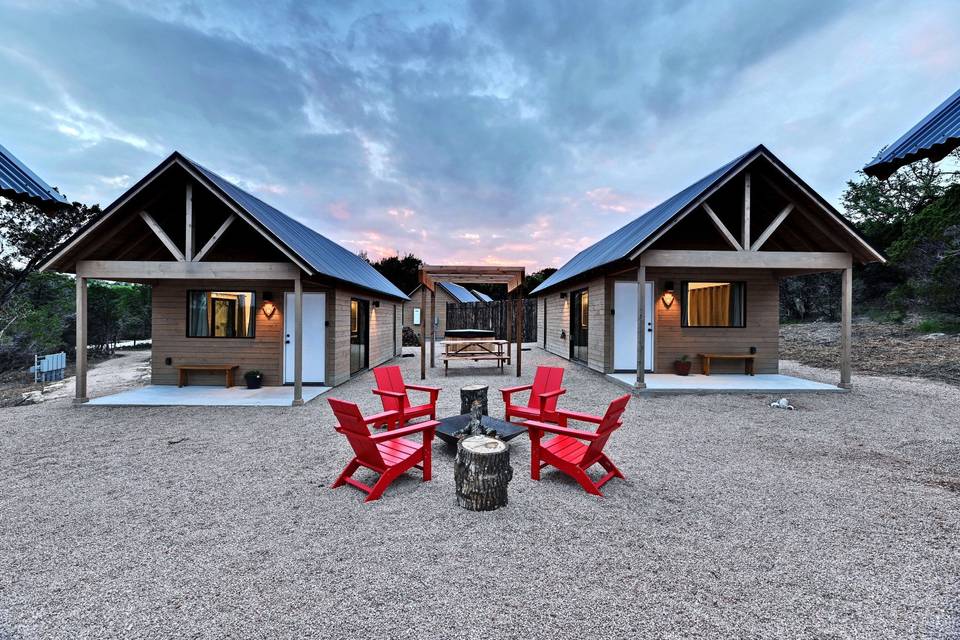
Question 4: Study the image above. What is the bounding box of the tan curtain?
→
[688,284,730,326]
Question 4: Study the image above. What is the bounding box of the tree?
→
[0,199,99,307]
[365,253,423,294]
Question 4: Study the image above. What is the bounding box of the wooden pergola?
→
[417,265,525,379]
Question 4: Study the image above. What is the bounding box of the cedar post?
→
[515,293,522,377]
[839,263,853,389]
[430,287,436,369]
[636,263,646,389]
[742,172,751,250]
[292,271,304,406]
[420,285,427,380]
[185,183,194,260]
[74,275,88,404]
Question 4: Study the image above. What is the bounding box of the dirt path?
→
[780,320,960,386]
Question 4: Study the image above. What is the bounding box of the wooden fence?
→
[446,299,538,343]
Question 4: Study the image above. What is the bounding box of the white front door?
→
[614,281,654,372]
[284,292,326,384]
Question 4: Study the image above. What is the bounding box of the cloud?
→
[1,0,959,272]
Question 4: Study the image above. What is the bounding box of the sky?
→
[2,0,959,272]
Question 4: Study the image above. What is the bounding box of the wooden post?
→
[840,264,852,389]
[516,294,522,377]
[420,286,426,380]
[292,271,304,406]
[636,264,646,389]
[185,183,194,260]
[74,275,88,404]
[430,287,436,369]
[742,172,751,250]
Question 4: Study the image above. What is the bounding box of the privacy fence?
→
[445,300,538,343]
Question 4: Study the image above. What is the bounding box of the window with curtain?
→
[187,291,256,338]
[681,282,745,327]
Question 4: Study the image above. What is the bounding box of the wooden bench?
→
[175,364,239,388]
[697,353,755,376]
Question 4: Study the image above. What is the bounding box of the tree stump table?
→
[460,384,489,415]
[454,435,513,511]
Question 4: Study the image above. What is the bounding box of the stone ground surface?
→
[1,346,959,639]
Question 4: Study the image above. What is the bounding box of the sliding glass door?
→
[569,289,588,363]
[350,298,369,375]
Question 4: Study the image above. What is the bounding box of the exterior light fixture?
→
[372,300,380,308]
[661,281,675,309]
[261,291,277,319]
[560,292,567,299]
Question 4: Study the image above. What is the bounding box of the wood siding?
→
[151,279,399,387]
[538,268,781,375]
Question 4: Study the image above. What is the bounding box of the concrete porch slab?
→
[607,372,846,394]
[87,385,330,406]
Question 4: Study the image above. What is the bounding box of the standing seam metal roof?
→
[471,289,494,302]
[864,87,960,180]
[530,147,753,295]
[182,155,407,300]
[436,281,480,303]
[0,143,69,207]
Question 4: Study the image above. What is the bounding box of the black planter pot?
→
[245,374,263,389]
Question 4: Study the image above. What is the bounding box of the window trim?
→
[185,289,258,339]
[679,280,747,329]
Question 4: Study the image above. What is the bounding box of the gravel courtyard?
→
[1,346,958,639]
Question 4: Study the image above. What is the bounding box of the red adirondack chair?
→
[372,365,441,428]
[500,365,566,423]
[525,394,631,496]
[328,397,437,502]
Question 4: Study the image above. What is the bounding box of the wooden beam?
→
[139,211,185,261]
[515,293,522,377]
[702,203,743,251]
[193,214,236,262]
[76,260,298,280]
[751,204,794,251]
[185,183,194,260]
[420,286,427,380]
[74,276,88,404]
[742,172,751,250]
[293,271,304,406]
[430,287,436,369]
[840,264,853,389]
[640,250,852,270]
[636,265,646,389]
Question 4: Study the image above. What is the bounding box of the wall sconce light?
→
[560,292,567,299]
[261,291,277,319]
[661,281,675,309]
[372,300,380,308]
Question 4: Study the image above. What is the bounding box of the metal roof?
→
[864,87,960,180]
[471,289,493,302]
[531,147,754,295]
[0,143,69,207]
[436,281,480,303]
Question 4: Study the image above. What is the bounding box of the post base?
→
[291,398,305,407]
[634,382,646,389]
[72,397,89,405]
[838,382,853,390]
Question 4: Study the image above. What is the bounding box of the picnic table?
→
[441,338,510,375]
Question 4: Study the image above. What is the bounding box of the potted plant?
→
[673,354,692,376]
[244,370,264,389]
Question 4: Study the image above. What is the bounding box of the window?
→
[413,307,421,325]
[187,291,256,338]
[681,282,745,328]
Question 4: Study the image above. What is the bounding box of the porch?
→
[86,384,329,407]
[607,372,846,394]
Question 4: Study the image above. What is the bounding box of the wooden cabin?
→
[531,144,885,388]
[41,151,407,405]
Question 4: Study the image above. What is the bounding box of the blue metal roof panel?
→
[184,156,407,300]
[864,87,960,179]
[438,281,480,303]
[532,148,753,294]
[471,289,493,302]
[0,143,68,207]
